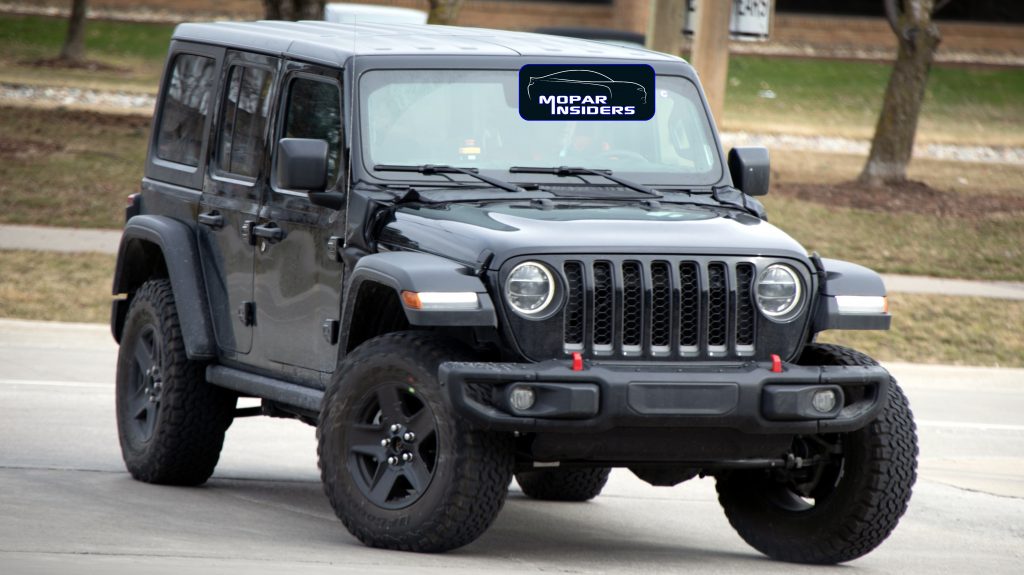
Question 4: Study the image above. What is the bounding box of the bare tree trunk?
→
[293,0,325,20]
[646,0,686,56]
[263,0,284,20]
[263,0,325,21]
[59,0,87,62]
[427,0,465,25]
[859,0,943,186]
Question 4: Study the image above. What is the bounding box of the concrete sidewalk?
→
[0,224,121,254]
[2,223,1023,300]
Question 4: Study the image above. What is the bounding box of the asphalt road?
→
[1,319,1021,574]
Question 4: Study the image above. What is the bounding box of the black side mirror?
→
[276,138,345,210]
[728,147,770,197]
[277,138,329,192]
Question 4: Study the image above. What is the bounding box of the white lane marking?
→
[917,420,1024,432]
[0,379,110,388]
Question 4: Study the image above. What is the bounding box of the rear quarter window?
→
[156,53,217,167]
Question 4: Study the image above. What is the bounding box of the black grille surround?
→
[497,255,815,363]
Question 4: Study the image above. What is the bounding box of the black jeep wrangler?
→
[111,21,917,564]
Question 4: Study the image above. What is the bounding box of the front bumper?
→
[441,359,889,435]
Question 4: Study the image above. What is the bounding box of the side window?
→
[218,65,274,178]
[156,54,216,167]
[282,77,342,187]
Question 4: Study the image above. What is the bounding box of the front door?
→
[198,51,279,356]
[250,65,346,383]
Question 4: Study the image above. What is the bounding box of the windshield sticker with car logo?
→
[519,64,655,121]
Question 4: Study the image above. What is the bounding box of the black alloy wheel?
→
[347,383,439,510]
[124,324,164,443]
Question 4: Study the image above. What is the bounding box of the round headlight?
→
[756,264,803,321]
[506,262,555,316]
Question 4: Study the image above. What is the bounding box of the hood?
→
[377,201,809,269]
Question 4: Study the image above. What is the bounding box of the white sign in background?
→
[684,0,774,41]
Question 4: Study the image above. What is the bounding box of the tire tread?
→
[317,331,513,552]
[516,468,611,502]
[117,279,235,486]
[716,343,918,564]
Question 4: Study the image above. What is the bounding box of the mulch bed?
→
[775,180,1024,219]
[0,137,64,158]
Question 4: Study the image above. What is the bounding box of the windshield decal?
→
[519,64,655,121]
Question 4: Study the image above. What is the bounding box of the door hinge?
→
[326,236,343,262]
[322,319,339,345]
[237,301,255,326]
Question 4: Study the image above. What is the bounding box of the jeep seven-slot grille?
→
[559,259,758,359]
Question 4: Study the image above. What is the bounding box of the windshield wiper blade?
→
[374,164,523,194]
[509,166,662,198]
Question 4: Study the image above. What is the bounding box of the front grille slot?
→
[650,262,671,352]
[679,262,700,354]
[592,261,614,352]
[563,262,585,350]
[707,263,728,355]
[735,264,756,353]
[560,258,760,360]
[621,261,643,353]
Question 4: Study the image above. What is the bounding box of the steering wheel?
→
[596,149,650,163]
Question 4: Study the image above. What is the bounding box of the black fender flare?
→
[813,257,891,332]
[343,251,497,329]
[111,215,216,360]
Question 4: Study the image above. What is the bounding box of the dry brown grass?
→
[0,248,1017,367]
[819,293,1024,368]
[0,250,115,324]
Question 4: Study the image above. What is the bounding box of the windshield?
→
[359,69,722,186]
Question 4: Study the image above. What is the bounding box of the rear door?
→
[197,51,279,356]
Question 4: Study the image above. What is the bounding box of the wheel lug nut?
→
[387,456,399,466]
[402,432,415,442]
[401,452,413,462]
[389,423,401,433]
[380,438,390,448]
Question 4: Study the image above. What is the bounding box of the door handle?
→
[198,211,224,229]
[252,222,286,243]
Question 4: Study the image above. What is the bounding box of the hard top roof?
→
[172,20,682,64]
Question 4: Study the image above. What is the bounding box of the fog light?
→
[812,389,838,413]
[509,386,536,412]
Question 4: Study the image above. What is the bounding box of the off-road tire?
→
[516,468,611,501]
[716,343,917,564]
[115,279,236,485]
[318,331,514,552]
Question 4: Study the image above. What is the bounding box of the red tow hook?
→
[770,354,783,373]
[571,352,584,371]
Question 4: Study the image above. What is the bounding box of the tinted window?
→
[156,54,216,167]
[283,78,342,186]
[218,66,274,178]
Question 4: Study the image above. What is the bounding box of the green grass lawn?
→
[0,12,172,60]
[0,14,172,92]
[721,56,1024,147]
